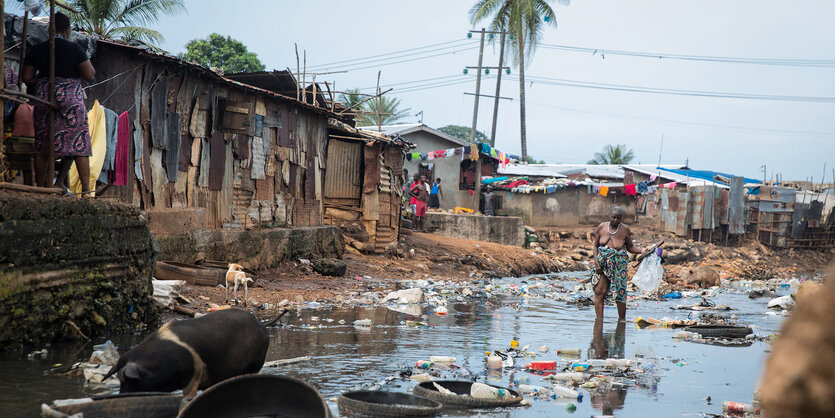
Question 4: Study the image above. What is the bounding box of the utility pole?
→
[471,29,486,212]
[489,31,506,147]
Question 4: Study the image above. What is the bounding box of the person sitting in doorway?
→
[428,177,444,209]
[21,11,96,196]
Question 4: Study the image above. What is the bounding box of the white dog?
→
[225,263,253,306]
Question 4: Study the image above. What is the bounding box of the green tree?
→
[180,33,265,74]
[438,125,487,143]
[340,91,410,127]
[587,144,635,165]
[338,88,365,112]
[471,0,569,163]
[58,0,185,46]
[525,155,545,164]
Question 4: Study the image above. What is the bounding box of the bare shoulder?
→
[622,224,634,235]
[596,221,607,230]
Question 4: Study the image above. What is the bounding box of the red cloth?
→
[624,183,637,197]
[112,111,130,186]
[414,200,427,217]
[12,104,35,136]
[507,180,529,188]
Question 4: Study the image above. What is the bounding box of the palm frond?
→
[107,25,164,45]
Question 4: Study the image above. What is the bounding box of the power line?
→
[307,40,473,71]
[514,75,835,103]
[357,74,465,91]
[323,46,477,73]
[537,42,835,68]
[395,77,486,94]
[528,101,835,137]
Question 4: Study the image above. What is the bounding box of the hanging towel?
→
[470,144,478,161]
[650,174,657,181]
[637,181,648,194]
[69,100,106,195]
[599,185,609,196]
[97,107,119,184]
[624,184,637,196]
[112,111,130,186]
[444,148,455,157]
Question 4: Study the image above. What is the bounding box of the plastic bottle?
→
[550,384,583,401]
[604,358,633,368]
[586,359,606,368]
[722,401,760,414]
[525,360,557,371]
[470,382,509,399]
[557,348,581,356]
[517,384,549,395]
[415,360,434,369]
[430,356,455,363]
[352,319,372,327]
[547,372,584,383]
[510,339,519,349]
[487,355,503,369]
[662,291,682,299]
[570,362,590,371]
[410,373,431,382]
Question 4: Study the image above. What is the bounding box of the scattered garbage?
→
[430,356,455,364]
[632,252,663,293]
[383,288,425,304]
[352,319,372,327]
[722,400,760,414]
[470,382,510,399]
[767,294,795,310]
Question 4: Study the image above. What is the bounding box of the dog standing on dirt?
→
[103,309,269,396]
[225,263,253,306]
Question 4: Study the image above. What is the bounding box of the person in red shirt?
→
[410,175,429,231]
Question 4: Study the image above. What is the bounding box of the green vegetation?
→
[587,144,635,165]
[60,0,185,46]
[438,125,488,143]
[180,33,266,74]
[339,90,410,126]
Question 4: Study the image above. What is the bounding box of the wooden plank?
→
[187,165,198,206]
[208,131,225,191]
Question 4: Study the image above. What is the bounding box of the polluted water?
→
[0,272,790,417]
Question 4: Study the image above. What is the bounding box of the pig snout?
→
[106,309,269,394]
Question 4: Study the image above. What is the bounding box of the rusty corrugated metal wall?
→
[323,139,362,204]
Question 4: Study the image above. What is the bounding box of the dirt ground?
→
[177,224,834,315]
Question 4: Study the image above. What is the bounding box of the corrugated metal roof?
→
[502,163,682,179]
[658,168,761,185]
[623,165,730,188]
[358,124,471,147]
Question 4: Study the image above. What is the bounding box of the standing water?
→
[0,273,786,417]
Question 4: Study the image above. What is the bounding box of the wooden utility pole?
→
[489,31,506,147]
[0,0,5,179]
[46,1,56,187]
[471,29,486,212]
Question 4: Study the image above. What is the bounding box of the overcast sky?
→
[10,1,834,181]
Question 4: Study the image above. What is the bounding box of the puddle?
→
[0,274,787,417]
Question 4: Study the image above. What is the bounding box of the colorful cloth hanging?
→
[624,184,637,196]
[599,185,609,197]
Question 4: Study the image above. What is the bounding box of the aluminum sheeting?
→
[323,139,362,201]
[728,176,745,235]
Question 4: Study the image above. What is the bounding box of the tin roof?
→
[502,163,684,180]
[358,124,471,147]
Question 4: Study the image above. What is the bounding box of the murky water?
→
[0,274,787,417]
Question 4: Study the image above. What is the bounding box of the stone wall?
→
[156,226,345,270]
[0,192,159,348]
[424,213,525,247]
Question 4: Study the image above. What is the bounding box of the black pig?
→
[104,309,269,396]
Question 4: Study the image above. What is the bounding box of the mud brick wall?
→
[0,192,159,348]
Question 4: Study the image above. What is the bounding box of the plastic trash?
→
[352,319,372,327]
[525,361,557,371]
[722,401,760,414]
[556,348,581,356]
[470,382,510,399]
[415,361,434,369]
[432,382,455,395]
[410,373,431,382]
[662,291,682,299]
[604,358,633,368]
[510,339,519,349]
[632,253,663,293]
[517,384,549,395]
[546,372,584,383]
[767,295,795,310]
[551,384,583,401]
[430,356,455,364]
[487,355,503,369]
[586,359,606,368]
[571,363,590,371]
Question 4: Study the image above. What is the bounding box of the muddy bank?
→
[0,191,159,348]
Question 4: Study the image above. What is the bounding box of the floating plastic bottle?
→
[586,359,607,367]
[517,384,549,395]
[547,372,584,383]
[722,401,760,414]
[525,360,557,371]
[487,355,503,369]
[556,348,581,356]
[352,319,372,327]
[470,382,509,399]
[415,360,434,369]
[550,384,583,401]
[430,356,455,363]
[410,373,431,382]
[604,358,633,368]
[570,362,590,371]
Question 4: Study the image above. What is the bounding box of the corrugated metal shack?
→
[81,40,350,229]
[323,120,408,252]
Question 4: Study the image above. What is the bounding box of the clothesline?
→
[405,142,513,169]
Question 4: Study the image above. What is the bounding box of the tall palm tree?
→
[340,90,410,127]
[471,0,568,163]
[56,0,185,47]
[588,144,635,165]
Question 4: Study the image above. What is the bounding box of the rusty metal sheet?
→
[208,131,226,191]
[150,76,170,148]
[221,99,252,134]
[792,203,809,239]
[691,186,715,230]
[324,139,362,201]
[178,134,192,172]
[728,176,746,235]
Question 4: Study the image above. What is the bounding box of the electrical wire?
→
[511,75,835,103]
[357,74,466,91]
[307,39,473,71]
[536,42,835,68]
[319,46,477,73]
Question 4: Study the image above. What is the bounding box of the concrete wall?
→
[497,187,637,227]
[424,213,525,247]
[401,131,474,210]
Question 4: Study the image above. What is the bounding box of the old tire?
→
[47,392,182,418]
[179,374,330,418]
[153,261,226,287]
[338,391,442,417]
[413,381,522,408]
[684,325,753,338]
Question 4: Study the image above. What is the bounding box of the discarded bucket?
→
[338,390,442,417]
[525,360,557,371]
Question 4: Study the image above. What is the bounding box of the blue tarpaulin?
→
[657,168,761,186]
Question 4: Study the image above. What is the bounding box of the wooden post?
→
[0,0,5,179]
[46,2,56,187]
[302,50,306,104]
[18,11,29,90]
[294,43,300,101]
[375,70,381,132]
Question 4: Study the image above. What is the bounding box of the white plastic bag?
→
[632,253,663,293]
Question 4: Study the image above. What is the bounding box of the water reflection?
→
[588,318,627,415]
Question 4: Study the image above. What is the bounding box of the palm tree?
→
[587,144,635,165]
[471,0,569,163]
[340,90,410,127]
[56,0,185,47]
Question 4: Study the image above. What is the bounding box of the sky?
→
[8,1,834,181]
